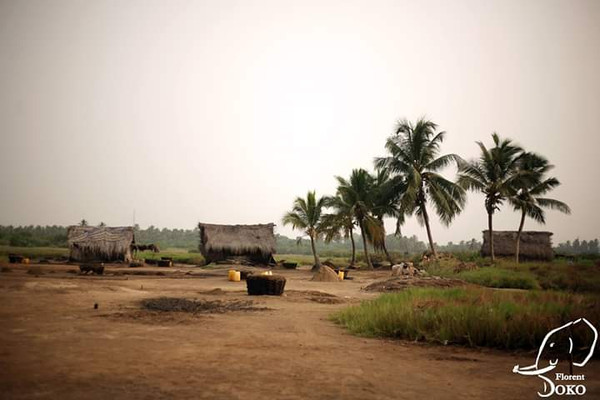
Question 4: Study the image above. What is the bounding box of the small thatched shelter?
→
[68,226,135,262]
[481,230,554,260]
[198,223,276,265]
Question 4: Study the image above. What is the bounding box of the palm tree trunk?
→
[383,243,393,266]
[378,217,394,266]
[349,227,356,266]
[515,210,526,264]
[359,221,373,270]
[488,211,495,262]
[421,204,437,258]
[309,235,321,271]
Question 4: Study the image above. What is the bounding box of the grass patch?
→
[332,287,600,350]
[0,245,205,265]
[458,268,539,289]
[275,254,356,268]
[423,257,600,292]
[138,248,205,265]
[0,245,68,261]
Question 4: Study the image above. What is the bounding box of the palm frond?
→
[536,198,571,214]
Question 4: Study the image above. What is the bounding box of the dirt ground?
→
[1,263,598,399]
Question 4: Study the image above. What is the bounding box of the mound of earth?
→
[311,266,341,282]
[140,297,267,313]
[363,276,466,292]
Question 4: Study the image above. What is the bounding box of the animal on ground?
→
[391,262,419,277]
[79,264,105,275]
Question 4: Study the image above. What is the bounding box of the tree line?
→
[283,117,572,269]
[0,224,594,257]
[0,224,199,249]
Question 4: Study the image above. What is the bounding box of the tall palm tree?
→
[375,118,466,258]
[321,195,357,267]
[371,169,405,265]
[335,169,384,270]
[457,133,526,261]
[510,153,571,263]
[282,191,327,271]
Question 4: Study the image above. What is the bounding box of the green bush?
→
[332,288,600,350]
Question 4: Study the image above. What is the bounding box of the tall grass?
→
[332,288,600,350]
[423,261,541,289]
[423,257,600,292]
[458,268,539,289]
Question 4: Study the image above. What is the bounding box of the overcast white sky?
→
[0,0,599,244]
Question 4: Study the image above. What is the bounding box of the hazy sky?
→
[1,0,599,244]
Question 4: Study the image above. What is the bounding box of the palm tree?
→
[282,191,327,271]
[457,133,527,261]
[98,222,106,227]
[371,168,405,265]
[375,118,466,258]
[79,219,88,227]
[321,194,357,267]
[335,169,384,270]
[510,153,571,263]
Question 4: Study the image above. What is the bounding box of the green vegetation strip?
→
[331,288,600,350]
[424,257,600,293]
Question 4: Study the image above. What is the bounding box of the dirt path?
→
[0,264,598,399]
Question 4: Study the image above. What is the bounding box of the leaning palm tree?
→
[457,133,527,261]
[510,153,571,263]
[375,118,466,258]
[282,191,327,271]
[321,194,357,267]
[335,169,384,270]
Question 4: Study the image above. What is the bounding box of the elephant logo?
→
[512,318,598,397]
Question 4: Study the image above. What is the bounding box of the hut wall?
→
[481,230,554,260]
[68,226,134,262]
[198,223,276,265]
[69,243,133,263]
[202,249,272,265]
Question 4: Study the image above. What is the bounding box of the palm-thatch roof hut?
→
[198,223,276,265]
[481,230,554,260]
[68,226,135,262]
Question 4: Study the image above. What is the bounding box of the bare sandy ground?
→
[0,263,598,399]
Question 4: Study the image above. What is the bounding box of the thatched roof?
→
[67,226,134,262]
[198,223,276,258]
[481,230,553,260]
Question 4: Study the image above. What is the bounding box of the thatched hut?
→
[481,230,554,260]
[68,226,135,262]
[198,223,276,265]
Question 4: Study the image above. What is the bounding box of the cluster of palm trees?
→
[283,118,570,270]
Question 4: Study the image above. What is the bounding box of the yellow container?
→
[228,270,240,282]
[262,271,272,276]
[338,271,344,280]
